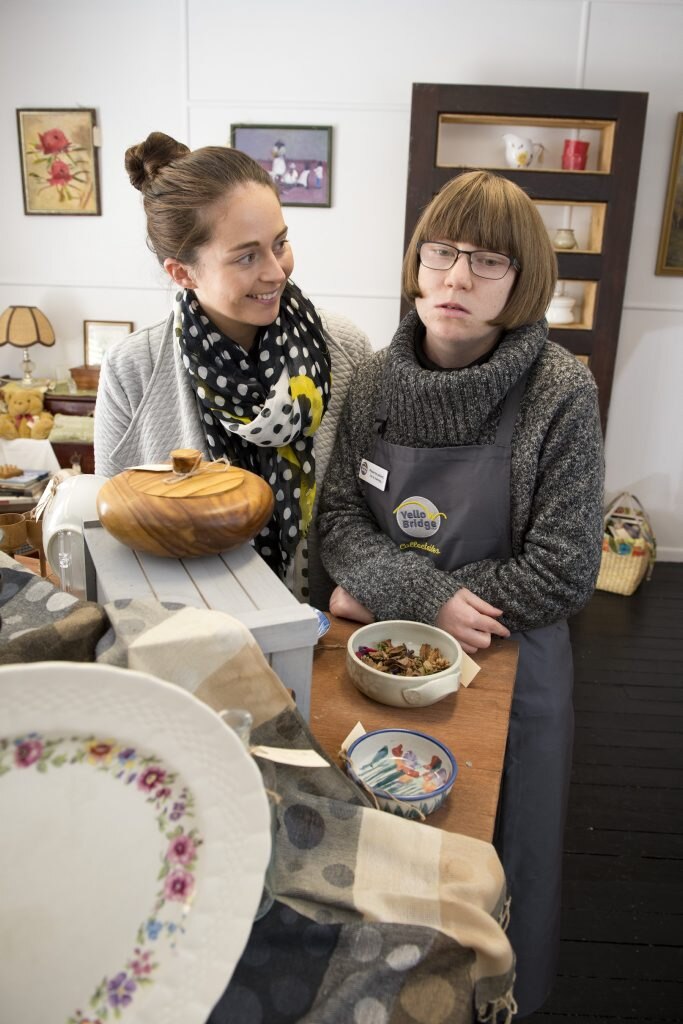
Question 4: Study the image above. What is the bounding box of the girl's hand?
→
[436,588,510,654]
[329,585,375,624]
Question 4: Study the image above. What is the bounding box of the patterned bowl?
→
[345,728,458,820]
[346,620,462,708]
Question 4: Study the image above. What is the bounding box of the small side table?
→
[43,388,96,473]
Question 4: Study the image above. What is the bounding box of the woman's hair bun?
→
[125,132,191,192]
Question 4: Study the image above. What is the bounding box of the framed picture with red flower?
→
[16,108,101,215]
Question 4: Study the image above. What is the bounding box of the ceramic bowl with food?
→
[346,728,458,819]
[346,620,462,708]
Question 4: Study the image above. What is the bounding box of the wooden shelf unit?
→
[404,84,648,430]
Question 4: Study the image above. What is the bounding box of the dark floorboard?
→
[524,563,683,1024]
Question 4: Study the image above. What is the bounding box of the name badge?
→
[359,458,388,491]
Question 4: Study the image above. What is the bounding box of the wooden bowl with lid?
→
[97,448,274,558]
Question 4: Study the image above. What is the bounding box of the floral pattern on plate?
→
[0,733,203,1023]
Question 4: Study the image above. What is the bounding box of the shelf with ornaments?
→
[436,114,614,175]
[546,281,598,334]
[533,200,607,255]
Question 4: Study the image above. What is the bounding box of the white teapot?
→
[502,133,545,169]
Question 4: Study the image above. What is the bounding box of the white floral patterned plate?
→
[0,662,271,1024]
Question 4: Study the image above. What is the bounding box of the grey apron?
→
[361,374,573,1018]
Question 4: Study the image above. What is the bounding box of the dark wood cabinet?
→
[403,83,648,430]
[43,390,96,473]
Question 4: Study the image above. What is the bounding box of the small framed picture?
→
[656,113,683,276]
[84,320,134,365]
[17,108,101,216]
[230,124,332,207]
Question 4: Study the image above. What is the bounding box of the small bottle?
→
[219,708,276,920]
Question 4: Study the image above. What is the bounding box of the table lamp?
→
[0,305,55,386]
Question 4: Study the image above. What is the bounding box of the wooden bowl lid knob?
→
[170,448,203,475]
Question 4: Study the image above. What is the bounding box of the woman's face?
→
[173,182,294,350]
[415,240,517,368]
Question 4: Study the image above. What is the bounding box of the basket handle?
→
[604,491,648,524]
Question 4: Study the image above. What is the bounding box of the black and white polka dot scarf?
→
[175,281,332,586]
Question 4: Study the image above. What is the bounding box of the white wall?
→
[2,0,682,557]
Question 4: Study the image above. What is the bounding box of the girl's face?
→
[415,240,517,368]
[166,182,294,350]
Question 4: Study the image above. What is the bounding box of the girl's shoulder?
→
[319,309,373,366]
[104,315,171,373]
[532,339,599,397]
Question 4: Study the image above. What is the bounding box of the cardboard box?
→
[83,522,318,719]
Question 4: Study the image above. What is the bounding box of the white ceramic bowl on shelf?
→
[345,728,458,819]
[346,620,462,708]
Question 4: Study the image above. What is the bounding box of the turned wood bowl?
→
[97,449,275,558]
[69,364,101,390]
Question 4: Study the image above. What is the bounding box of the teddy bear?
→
[0,385,54,440]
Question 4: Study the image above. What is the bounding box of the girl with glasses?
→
[318,170,604,1019]
[94,132,371,606]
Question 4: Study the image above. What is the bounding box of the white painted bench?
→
[83,522,318,720]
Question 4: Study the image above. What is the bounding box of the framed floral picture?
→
[17,108,101,216]
[656,112,683,276]
[230,124,332,207]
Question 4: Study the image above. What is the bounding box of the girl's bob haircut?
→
[402,171,557,330]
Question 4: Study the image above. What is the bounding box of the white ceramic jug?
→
[502,133,545,169]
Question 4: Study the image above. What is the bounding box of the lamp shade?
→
[0,306,55,348]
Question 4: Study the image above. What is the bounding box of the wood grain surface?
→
[97,462,274,557]
[310,615,518,842]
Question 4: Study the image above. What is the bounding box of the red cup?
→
[562,139,589,170]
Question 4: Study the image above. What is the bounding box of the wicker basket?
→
[596,492,656,596]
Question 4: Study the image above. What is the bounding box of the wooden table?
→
[310,615,518,843]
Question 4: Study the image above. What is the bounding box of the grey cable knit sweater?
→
[94,308,372,608]
[318,310,605,632]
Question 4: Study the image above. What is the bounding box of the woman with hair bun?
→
[318,170,605,1018]
[95,132,371,606]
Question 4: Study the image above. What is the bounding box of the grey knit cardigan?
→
[317,310,605,632]
[94,309,372,608]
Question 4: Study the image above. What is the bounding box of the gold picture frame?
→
[656,112,683,276]
[84,320,134,365]
[17,108,101,216]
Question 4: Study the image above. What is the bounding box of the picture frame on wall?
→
[656,112,683,276]
[84,320,134,366]
[230,124,332,207]
[16,108,101,216]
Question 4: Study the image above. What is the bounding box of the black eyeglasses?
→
[417,242,520,280]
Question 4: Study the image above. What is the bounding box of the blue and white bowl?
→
[346,728,458,820]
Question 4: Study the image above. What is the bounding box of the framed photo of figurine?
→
[656,112,683,276]
[17,108,101,216]
[84,320,134,365]
[230,124,332,208]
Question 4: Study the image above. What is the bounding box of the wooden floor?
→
[526,562,683,1023]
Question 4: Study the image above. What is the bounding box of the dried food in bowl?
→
[345,728,458,819]
[346,620,462,708]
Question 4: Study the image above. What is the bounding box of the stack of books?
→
[0,469,49,503]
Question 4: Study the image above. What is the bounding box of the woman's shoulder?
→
[532,339,599,397]
[103,315,172,375]
[319,309,372,363]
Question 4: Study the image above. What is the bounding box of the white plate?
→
[0,662,271,1024]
